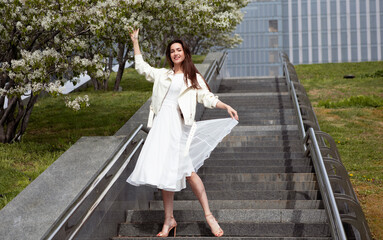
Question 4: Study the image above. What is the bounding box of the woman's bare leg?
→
[186,172,223,236]
[186,172,211,215]
[158,190,177,236]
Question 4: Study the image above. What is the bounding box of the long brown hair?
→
[166,39,210,91]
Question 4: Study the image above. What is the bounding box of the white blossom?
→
[65,95,90,111]
[16,21,23,29]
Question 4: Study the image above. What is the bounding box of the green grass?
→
[0,55,206,210]
[318,95,383,108]
[296,61,383,104]
[295,61,383,239]
[0,68,152,209]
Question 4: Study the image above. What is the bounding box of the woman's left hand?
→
[226,105,239,121]
[215,100,239,121]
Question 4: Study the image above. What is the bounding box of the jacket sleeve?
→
[134,54,159,83]
[196,74,219,109]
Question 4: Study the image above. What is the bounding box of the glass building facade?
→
[225,0,383,77]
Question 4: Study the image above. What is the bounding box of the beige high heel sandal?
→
[156,221,177,237]
[205,213,224,237]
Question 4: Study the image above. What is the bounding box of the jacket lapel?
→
[179,76,193,96]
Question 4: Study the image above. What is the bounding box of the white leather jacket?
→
[134,54,219,128]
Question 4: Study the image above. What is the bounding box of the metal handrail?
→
[68,138,144,240]
[204,52,227,83]
[283,61,306,142]
[204,59,218,84]
[305,128,347,240]
[218,51,228,71]
[280,52,346,240]
[44,124,146,240]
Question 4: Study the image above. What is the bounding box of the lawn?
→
[295,61,383,239]
[0,68,152,209]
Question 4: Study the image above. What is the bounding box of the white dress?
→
[127,73,238,191]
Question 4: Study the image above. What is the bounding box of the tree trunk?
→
[103,64,109,90]
[114,61,125,91]
[114,43,131,91]
[0,93,39,143]
[103,78,108,90]
[108,54,113,73]
[12,94,39,142]
[91,77,100,90]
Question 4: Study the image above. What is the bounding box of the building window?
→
[269,35,278,48]
[269,51,278,63]
[269,20,278,32]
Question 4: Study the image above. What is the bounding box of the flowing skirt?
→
[127,101,238,192]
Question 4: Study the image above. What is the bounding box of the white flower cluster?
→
[0,80,62,97]
[65,95,90,111]
[0,81,62,96]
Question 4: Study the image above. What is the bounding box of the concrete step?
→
[203,159,311,167]
[117,222,330,237]
[221,76,286,83]
[217,140,302,148]
[222,76,285,80]
[209,152,306,160]
[218,85,288,93]
[215,102,293,109]
[202,111,297,119]
[214,146,303,153]
[216,92,289,98]
[216,94,289,100]
[219,80,287,87]
[199,173,316,182]
[154,190,320,201]
[204,118,298,125]
[215,95,292,103]
[207,108,296,114]
[196,166,313,174]
[230,125,299,134]
[149,200,324,210]
[114,237,331,240]
[183,181,318,191]
[212,106,294,112]
[125,209,327,224]
[222,135,301,142]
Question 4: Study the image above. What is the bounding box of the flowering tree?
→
[0,0,247,144]
[0,0,121,143]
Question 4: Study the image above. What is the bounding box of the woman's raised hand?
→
[130,28,140,42]
[130,29,142,55]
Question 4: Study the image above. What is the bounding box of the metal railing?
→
[44,124,147,240]
[280,52,372,240]
[204,52,228,85]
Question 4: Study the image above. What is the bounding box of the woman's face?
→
[170,43,185,66]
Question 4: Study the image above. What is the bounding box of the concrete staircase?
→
[112,76,331,239]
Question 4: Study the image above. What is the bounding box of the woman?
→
[127,29,239,237]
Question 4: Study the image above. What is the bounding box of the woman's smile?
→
[170,43,185,65]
